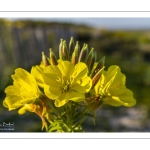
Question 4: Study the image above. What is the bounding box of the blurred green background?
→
[0,18,150,132]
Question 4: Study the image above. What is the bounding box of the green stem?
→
[72,100,101,131]
[74,102,92,120]
[72,115,88,131]
[42,95,66,122]
[65,101,74,131]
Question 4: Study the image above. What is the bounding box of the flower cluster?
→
[3,37,136,132]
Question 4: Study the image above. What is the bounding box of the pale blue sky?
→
[7,18,150,30]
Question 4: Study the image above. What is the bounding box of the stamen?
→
[61,76,72,92]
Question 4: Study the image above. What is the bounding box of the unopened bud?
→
[69,37,74,56]
[62,40,69,60]
[91,56,105,78]
[88,52,96,75]
[71,49,78,65]
[59,39,63,60]
[92,67,104,88]
[71,41,80,65]
[78,44,88,63]
[75,41,80,53]
[86,48,94,66]
[42,52,50,67]
[49,48,58,65]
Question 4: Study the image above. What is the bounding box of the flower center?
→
[61,76,72,92]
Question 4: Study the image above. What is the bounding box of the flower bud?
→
[49,48,58,65]
[91,56,105,78]
[69,37,74,56]
[71,41,80,65]
[86,48,94,66]
[62,40,69,60]
[42,52,50,67]
[75,41,80,53]
[78,44,88,63]
[59,39,63,60]
[88,52,96,75]
[71,49,78,65]
[92,67,104,88]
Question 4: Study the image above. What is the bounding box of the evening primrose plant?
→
[3,37,136,132]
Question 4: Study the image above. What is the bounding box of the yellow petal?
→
[107,66,126,88]
[72,76,92,93]
[44,65,62,77]
[103,89,136,107]
[18,104,32,115]
[3,68,41,111]
[31,66,45,88]
[3,96,24,111]
[58,61,74,78]
[55,91,85,107]
[44,85,61,100]
[72,62,88,82]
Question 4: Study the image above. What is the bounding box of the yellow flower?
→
[18,101,48,130]
[3,68,42,111]
[31,65,45,88]
[43,61,92,107]
[94,65,136,107]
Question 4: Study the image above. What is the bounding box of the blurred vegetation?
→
[0,18,150,132]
